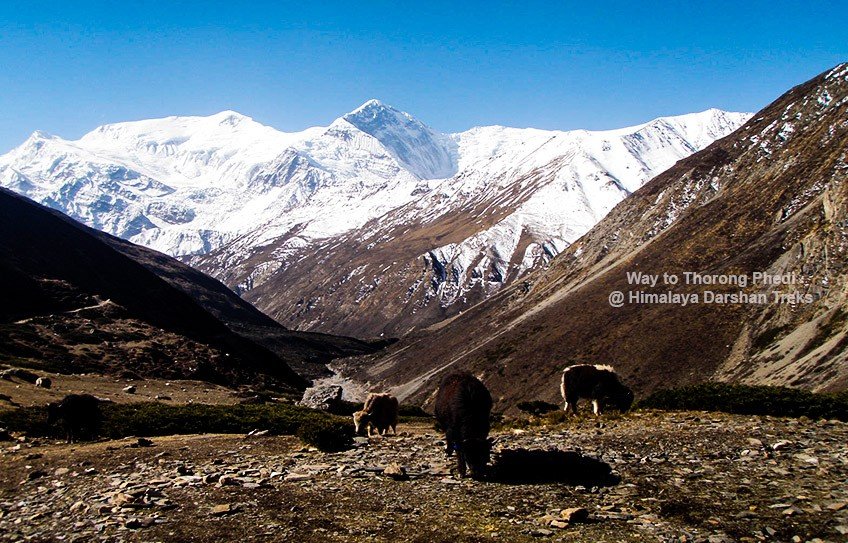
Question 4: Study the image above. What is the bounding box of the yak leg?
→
[566,396,579,416]
[592,399,601,416]
[456,451,468,478]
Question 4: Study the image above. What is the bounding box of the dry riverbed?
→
[1,412,847,543]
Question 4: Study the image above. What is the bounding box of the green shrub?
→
[516,400,560,416]
[296,417,353,452]
[639,383,848,421]
[0,405,53,435]
[0,402,356,450]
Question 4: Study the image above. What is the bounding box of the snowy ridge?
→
[0,103,750,313]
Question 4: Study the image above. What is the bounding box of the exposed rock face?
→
[298,385,343,411]
[339,63,848,406]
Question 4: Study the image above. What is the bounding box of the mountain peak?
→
[343,99,411,126]
[341,101,457,180]
[210,110,252,126]
[349,98,389,112]
[27,130,55,141]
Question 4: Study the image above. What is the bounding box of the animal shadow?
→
[488,448,620,486]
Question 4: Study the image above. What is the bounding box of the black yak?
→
[560,364,634,416]
[353,392,399,436]
[434,372,493,479]
[46,394,102,442]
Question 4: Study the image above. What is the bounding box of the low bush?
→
[638,383,848,421]
[0,401,356,451]
[516,400,560,416]
[296,417,353,452]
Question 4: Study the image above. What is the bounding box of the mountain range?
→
[0,102,749,338]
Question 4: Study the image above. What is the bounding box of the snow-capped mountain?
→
[0,102,750,336]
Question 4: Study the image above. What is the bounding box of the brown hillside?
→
[338,63,848,408]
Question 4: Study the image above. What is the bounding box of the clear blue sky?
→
[1,1,845,152]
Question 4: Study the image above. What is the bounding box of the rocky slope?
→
[337,63,848,406]
[2,414,846,542]
[0,102,747,337]
[0,188,379,388]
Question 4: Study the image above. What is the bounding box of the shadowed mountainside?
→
[0,188,382,387]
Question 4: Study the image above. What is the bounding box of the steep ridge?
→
[336,63,848,407]
[0,188,379,387]
[0,104,748,337]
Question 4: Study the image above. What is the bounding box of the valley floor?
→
[1,413,846,543]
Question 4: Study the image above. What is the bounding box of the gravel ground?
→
[1,411,846,543]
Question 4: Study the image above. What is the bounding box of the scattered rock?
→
[210,504,238,516]
[27,469,48,481]
[4,411,847,542]
[110,492,136,506]
[382,463,409,480]
[560,507,590,523]
[217,474,239,486]
[69,501,88,513]
[125,517,156,529]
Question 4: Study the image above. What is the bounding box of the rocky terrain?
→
[2,413,846,543]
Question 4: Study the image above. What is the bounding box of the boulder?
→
[297,385,343,411]
[382,463,409,480]
[0,368,39,383]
